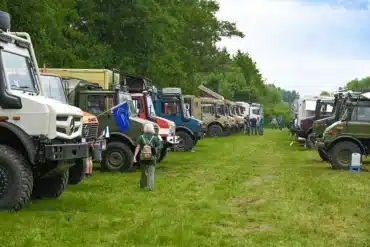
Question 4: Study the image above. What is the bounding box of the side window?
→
[356,106,370,121]
[202,106,209,114]
[132,99,144,113]
[162,102,178,114]
[87,95,108,114]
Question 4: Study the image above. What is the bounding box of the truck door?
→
[80,92,119,134]
[346,106,370,147]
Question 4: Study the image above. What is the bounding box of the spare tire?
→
[0,11,10,31]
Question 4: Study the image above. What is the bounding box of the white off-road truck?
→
[0,11,89,211]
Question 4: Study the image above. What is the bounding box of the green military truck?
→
[313,91,361,161]
[62,77,161,171]
[316,92,370,169]
[183,95,231,136]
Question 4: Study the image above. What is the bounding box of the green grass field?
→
[1,130,369,247]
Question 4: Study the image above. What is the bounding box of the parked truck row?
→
[290,89,370,170]
[0,11,264,211]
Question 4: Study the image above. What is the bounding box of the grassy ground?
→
[1,130,370,247]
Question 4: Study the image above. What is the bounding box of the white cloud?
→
[216,0,370,96]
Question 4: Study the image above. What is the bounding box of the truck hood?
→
[156,116,176,127]
[189,116,202,124]
[12,91,83,117]
[44,97,83,116]
[130,115,159,128]
[314,116,334,125]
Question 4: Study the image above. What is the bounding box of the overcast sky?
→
[216,0,370,97]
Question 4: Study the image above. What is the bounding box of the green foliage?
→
[1,0,296,117]
[320,91,331,96]
[345,77,370,92]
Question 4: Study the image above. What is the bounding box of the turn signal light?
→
[0,116,9,121]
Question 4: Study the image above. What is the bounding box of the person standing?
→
[250,117,257,135]
[259,115,264,135]
[133,123,161,191]
[244,114,250,135]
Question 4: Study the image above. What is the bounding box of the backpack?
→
[140,136,155,161]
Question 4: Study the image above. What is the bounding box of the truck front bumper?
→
[201,123,207,135]
[45,142,89,161]
[315,139,327,150]
[195,130,205,140]
[164,134,180,145]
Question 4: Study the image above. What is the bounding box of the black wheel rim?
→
[0,166,9,200]
[176,136,185,149]
[337,149,352,166]
[108,151,124,168]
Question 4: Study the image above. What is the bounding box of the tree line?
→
[1,0,298,122]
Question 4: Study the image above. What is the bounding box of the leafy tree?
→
[1,0,297,120]
[320,91,330,96]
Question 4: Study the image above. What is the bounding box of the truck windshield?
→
[252,108,260,115]
[2,51,37,93]
[146,95,156,117]
[216,105,223,115]
[40,75,68,104]
[118,92,136,115]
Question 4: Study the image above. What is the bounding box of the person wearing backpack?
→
[133,123,161,191]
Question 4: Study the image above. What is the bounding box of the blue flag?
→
[112,102,130,132]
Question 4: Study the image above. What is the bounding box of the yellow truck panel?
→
[40,68,119,90]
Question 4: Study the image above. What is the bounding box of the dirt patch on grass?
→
[247,174,274,185]
[232,197,266,205]
[243,224,273,232]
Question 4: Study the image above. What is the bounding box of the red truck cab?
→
[131,92,179,161]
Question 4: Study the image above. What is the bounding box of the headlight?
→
[169,124,176,135]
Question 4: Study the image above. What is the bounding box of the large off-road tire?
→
[68,159,85,185]
[157,148,168,163]
[207,125,223,137]
[32,169,69,199]
[318,149,329,162]
[329,141,361,169]
[102,141,133,172]
[306,133,316,149]
[0,145,33,211]
[175,131,194,151]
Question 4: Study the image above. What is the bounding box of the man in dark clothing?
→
[250,117,257,135]
[244,115,250,135]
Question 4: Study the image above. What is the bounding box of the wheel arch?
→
[108,132,136,151]
[176,126,195,140]
[327,136,366,154]
[207,121,224,130]
[0,122,36,164]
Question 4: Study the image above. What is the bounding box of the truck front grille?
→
[56,115,81,138]
[82,123,98,141]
